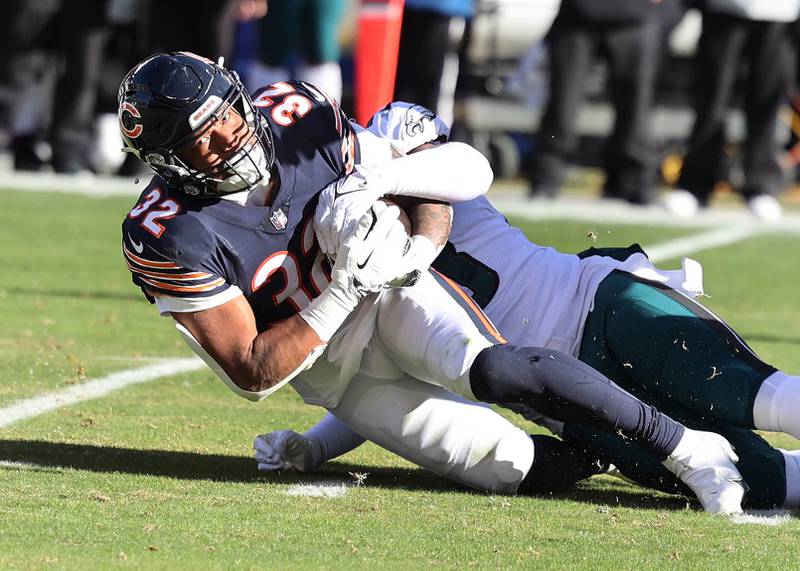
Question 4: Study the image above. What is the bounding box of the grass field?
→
[1,188,800,569]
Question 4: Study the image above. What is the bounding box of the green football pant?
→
[568,270,785,508]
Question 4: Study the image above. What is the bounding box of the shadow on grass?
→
[0,439,693,511]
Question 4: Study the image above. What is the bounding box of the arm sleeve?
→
[377,142,493,202]
[304,412,367,465]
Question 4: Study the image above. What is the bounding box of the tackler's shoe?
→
[662,429,745,515]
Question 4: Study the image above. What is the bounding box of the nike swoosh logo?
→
[355,209,377,270]
[356,252,372,270]
[127,233,144,254]
[334,179,368,198]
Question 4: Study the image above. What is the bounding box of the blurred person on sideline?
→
[663,0,800,221]
[0,0,114,173]
[393,0,474,127]
[524,0,685,205]
[146,0,266,63]
[246,0,347,102]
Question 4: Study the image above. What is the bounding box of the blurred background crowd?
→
[1,0,800,220]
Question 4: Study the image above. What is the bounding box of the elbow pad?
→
[175,322,323,402]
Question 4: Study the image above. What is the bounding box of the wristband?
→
[299,272,361,342]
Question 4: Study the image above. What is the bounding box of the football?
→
[377,197,412,234]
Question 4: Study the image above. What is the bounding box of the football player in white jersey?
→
[254,102,800,511]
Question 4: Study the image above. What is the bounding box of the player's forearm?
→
[305,412,368,465]
[173,306,324,396]
[391,196,452,249]
[242,315,324,391]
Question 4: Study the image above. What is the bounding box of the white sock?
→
[752,371,800,438]
[664,427,699,465]
[297,62,342,103]
[780,448,800,507]
[304,412,366,466]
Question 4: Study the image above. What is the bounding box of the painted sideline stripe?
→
[645,225,764,263]
[488,192,800,233]
[0,358,204,428]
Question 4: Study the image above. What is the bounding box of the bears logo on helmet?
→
[118,102,143,139]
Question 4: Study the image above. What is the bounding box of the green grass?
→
[1,189,800,568]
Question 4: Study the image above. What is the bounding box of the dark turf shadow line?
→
[0,439,693,511]
[4,286,141,302]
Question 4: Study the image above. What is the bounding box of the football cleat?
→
[662,429,745,515]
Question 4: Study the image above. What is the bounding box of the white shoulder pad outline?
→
[174,322,324,402]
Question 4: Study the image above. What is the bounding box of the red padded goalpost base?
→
[354,0,405,126]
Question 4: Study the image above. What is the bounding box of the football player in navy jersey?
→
[119,53,748,514]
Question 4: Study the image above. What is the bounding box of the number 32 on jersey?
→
[253,82,314,127]
[128,187,179,238]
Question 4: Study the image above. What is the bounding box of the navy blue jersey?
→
[121,81,357,330]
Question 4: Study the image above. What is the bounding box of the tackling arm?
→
[359,101,494,203]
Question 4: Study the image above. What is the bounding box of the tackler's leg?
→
[327,371,604,494]
[582,270,800,440]
[564,397,793,510]
[377,271,745,513]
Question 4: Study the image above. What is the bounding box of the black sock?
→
[517,434,607,494]
[469,344,684,458]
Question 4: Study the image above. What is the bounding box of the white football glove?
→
[300,202,410,341]
[253,430,318,472]
[334,200,410,293]
[366,102,450,155]
[315,166,393,259]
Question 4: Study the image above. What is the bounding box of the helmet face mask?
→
[118,52,275,197]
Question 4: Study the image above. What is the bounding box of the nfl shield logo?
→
[270,208,288,230]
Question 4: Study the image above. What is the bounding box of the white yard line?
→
[489,192,800,232]
[284,482,350,498]
[645,224,764,263]
[0,460,63,471]
[730,510,793,526]
[0,358,204,428]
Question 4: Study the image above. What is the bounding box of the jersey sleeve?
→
[122,207,241,315]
